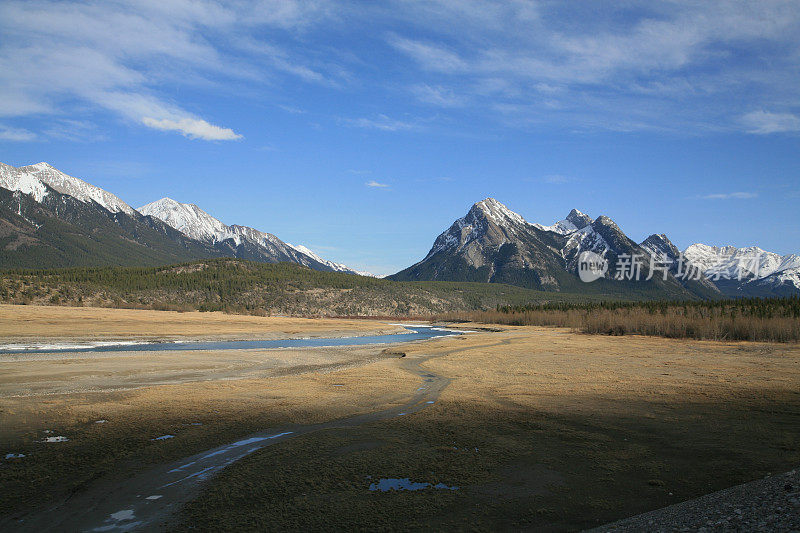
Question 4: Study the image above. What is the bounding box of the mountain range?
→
[389,198,800,298]
[0,162,367,275]
[1,161,797,299]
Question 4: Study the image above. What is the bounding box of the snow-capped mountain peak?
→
[139,197,372,276]
[16,162,136,215]
[534,208,593,235]
[0,162,49,202]
[471,198,527,226]
[288,243,375,277]
[565,208,592,230]
[138,198,229,243]
[683,243,797,286]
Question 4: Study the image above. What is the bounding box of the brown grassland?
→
[440,297,800,343]
[0,306,799,530]
[0,303,406,341]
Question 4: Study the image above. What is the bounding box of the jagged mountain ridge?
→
[0,162,369,274]
[391,198,795,298]
[390,198,716,298]
[138,198,370,276]
[0,181,223,268]
[684,244,800,296]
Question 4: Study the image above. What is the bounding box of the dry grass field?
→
[179,327,800,531]
[0,303,405,341]
[1,306,798,530]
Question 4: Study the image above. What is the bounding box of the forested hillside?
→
[0,258,649,316]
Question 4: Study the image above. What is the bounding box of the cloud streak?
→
[0,125,36,141]
[141,118,242,141]
[741,111,800,134]
[385,1,800,133]
[699,192,758,200]
[346,115,415,131]
[365,180,389,188]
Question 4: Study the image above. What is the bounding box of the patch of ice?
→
[0,340,149,353]
[95,420,107,424]
[151,435,174,441]
[227,431,292,449]
[110,510,135,522]
[145,495,162,500]
[43,436,68,443]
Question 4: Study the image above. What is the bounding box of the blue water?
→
[0,326,459,355]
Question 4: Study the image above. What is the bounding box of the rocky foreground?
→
[594,468,800,532]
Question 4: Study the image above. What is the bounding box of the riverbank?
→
[0,303,408,343]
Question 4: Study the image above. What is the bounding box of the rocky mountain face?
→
[138,198,370,275]
[0,181,221,269]
[391,198,795,298]
[0,162,368,274]
[389,198,574,291]
[390,198,717,298]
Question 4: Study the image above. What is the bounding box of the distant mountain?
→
[16,162,137,216]
[640,234,720,295]
[0,162,369,275]
[138,198,370,276]
[0,177,220,269]
[390,198,718,299]
[683,244,800,297]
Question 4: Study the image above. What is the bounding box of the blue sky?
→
[0,1,798,275]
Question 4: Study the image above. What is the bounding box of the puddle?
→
[369,478,459,492]
[5,453,25,459]
[110,510,134,521]
[42,436,69,443]
[151,435,174,441]
[95,420,108,424]
[145,495,162,500]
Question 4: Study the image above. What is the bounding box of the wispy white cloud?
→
[411,84,468,107]
[0,125,36,141]
[386,1,800,132]
[346,114,415,131]
[141,117,242,141]
[2,1,799,138]
[365,180,390,188]
[741,111,800,134]
[0,0,337,140]
[699,192,758,200]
